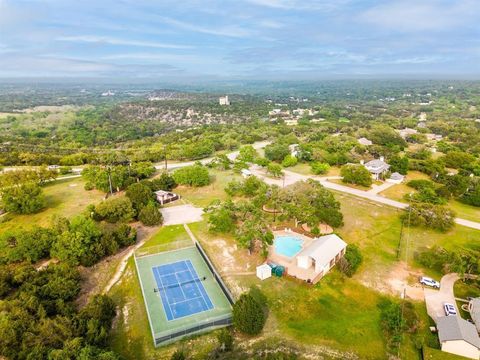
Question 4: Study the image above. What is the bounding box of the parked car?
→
[443,303,457,316]
[419,276,440,289]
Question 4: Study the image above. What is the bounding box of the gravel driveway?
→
[160,204,204,225]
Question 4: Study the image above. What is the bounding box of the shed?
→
[387,172,405,184]
[256,264,272,280]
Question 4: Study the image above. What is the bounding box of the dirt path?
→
[102,223,159,294]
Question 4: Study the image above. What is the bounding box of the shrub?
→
[217,328,234,352]
[254,157,270,167]
[311,162,330,175]
[126,183,154,212]
[94,196,135,223]
[1,182,45,214]
[406,179,435,190]
[138,202,163,226]
[267,163,283,178]
[338,245,363,277]
[264,143,290,162]
[232,290,266,335]
[173,164,210,187]
[170,350,186,360]
[151,173,177,191]
[281,155,298,168]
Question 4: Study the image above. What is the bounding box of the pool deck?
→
[269,230,324,284]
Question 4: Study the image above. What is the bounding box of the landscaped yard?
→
[0,177,105,232]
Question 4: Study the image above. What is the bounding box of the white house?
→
[364,157,390,180]
[357,137,373,146]
[296,234,347,279]
[437,316,480,360]
[468,298,480,333]
[219,96,230,106]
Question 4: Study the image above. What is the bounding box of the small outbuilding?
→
[154,190,180,205]
[387,172,405,184]
[437,316,480,360]
[256,264,272,281]
[241,168,252,178]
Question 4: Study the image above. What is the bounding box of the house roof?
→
[297,234,347,266]
[437,316,480,349]
[358,137,372,146]
[364,159,390,173]
[390,172,404,180]
[469,298,480,332]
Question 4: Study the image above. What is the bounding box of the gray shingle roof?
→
[364,159,390,174]
[390,172,404,181]
[437,316,480,349]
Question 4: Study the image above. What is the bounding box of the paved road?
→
[154,140,271,170]
[248,166,480,231]
[425,273,459,322]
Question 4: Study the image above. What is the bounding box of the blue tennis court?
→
[152,260,214,321]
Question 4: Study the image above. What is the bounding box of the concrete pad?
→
[160,204,204,225]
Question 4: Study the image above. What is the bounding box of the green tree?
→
[138,202,163,226]
[281,154,298,167]
[338,245,363,277]
[341,164,373,187]
[238,145,257,163]
[126,183,154,212]
[232,291,266,335]
[264,143,290,162]
[1,182,45,214]
[460,178,480,206]
[389,155,409,175]
[173,164,210,187]
[443,151,476,169]
[151,172,177,191]
[311,162,330,175]
[403,203,455,232]
[267,163,283,178]
[94,196,135,223]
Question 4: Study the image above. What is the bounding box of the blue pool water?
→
[274,235,303,257]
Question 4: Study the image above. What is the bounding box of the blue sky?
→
[0,0,479,79]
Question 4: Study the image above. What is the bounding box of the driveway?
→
[160,204,204,225]
[424,273,459,323]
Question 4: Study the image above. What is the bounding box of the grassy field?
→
[174,169,243,208]
[328,178,372,191]
[288,163,342,177]
[0,177,105,232]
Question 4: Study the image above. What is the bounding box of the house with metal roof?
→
[437,316,480,359]
[296,234,347,281]
[364,157,390,180]
[468,298,480,333]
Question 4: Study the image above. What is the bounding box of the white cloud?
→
[157,16,253,38]
[56,35,193,49]
[359,0,480,32]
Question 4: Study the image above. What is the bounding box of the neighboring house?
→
[364,157,390,180]
[468,298,480,333]
[296,234,347,281]
[397,128,418,139]
[436,316,480,360]
[219,95,230,106]
[289,144,300,157]
[154,190,180,205]
[357,137,373,146]
[387,172,405,184]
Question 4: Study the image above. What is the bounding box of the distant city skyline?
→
[1,0,479,79]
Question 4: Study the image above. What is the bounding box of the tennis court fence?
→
[194,241,235,306]
[134,239,194,259]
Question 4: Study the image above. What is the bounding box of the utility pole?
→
[107,165,113,195]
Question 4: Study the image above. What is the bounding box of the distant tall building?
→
[219,95,230,105]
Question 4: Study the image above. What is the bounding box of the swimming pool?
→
[274,235,303,257]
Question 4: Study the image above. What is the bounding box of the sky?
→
[0,0,479,80]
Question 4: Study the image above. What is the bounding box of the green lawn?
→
[288,163,342,177]
[423,346,468,360]
[138,224,188,250]
[329,178,372,191]
[174,169,243,208]
[0,177,105,232]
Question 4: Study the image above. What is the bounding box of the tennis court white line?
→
[185,260,210,311]
[168,295,206,307]
[155,267,175,319]
[174,270,188,302]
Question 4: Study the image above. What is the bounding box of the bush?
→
[281,155,298,168]
[126,183,154,212]
[311,162,330,175]
[170,350,186,360]
[138,202,163,226]
[94,196,135,223]
[232,290,266,335]
[254,157,270,167]
[341,164,372,187]
[338,245,363,277]
[217,328,234,352]
[406,179,435,190]
[151,173,177,191]
[267,163,283,178]
[264,143,290,162]
[173,164,210,187]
